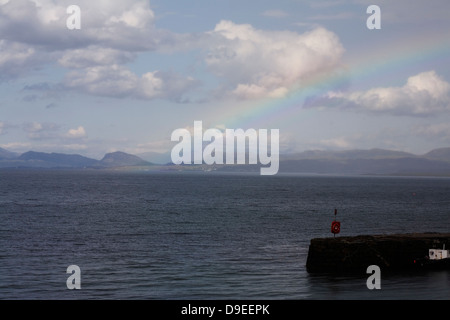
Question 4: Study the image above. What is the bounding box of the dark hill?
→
[282,148,416,161]
[99,151,151,167]
[423,147,450,162]
[18,151,98,167]
[0,147,18,160]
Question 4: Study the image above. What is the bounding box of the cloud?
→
[205,21,345,100]
[0,121,19,138]
[58,46,136,69]
[63,65,198,101]
[0,1,200,100]
[66,126,87,139]
[45,103,57,109]
[0,0,158,51]
[261,10,289,18]
[0,0,182,89]
[23,122,88,141]
[135,140,174,154]
[0,2,346,102]
[23,122,59,140]
[0,40,42,80]
[325,71,450,116]
[0,141,32,150]
[308,12,355,21]
[319,137,352,149]
[9,122,90,153]
[61,144,88,151]
[21,82,62,101]
[63,65,139,98]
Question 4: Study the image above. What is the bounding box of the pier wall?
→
[306,233,450,273]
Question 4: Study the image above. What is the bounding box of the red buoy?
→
[331,209,340,236]
[331,221,340,234]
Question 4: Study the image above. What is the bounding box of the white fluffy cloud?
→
[22,122,88,141]
[205,21,345,100]
[64,65,139,98]
[0,0,155,79]
[66,126,87,139]
[58,46,136,69]
[63,64,197,101]
[0,0,199,100]
[0,0,157,50]
[326,71,450,116]
[0,1,347,102]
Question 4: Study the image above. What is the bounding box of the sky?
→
[1,0,450,159]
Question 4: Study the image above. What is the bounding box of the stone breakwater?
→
[306,233,450,274]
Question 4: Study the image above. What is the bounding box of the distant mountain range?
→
[2,147,450,176]
[278,148,450,175]
[0,149,153,169]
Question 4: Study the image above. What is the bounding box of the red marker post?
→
[331,209,340,237]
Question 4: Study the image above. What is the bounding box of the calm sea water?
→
[0,170,449,300]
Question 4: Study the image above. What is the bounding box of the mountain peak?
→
[423,147,450,162]
[100,151,150,167]
[0,147,18,160]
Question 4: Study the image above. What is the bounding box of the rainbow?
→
[214,34,450,130]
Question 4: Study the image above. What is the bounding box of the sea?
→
[0,169,449,300]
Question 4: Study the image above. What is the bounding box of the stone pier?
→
[306,233,450,274]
